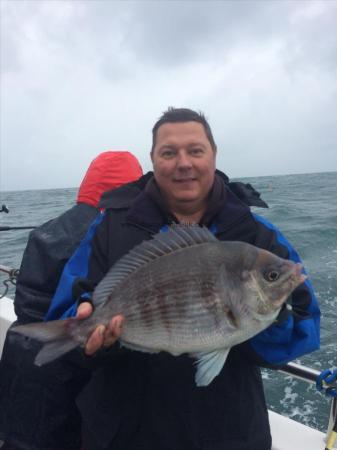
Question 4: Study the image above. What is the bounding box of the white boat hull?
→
[269,410,326,449]
[0,296,329,449]
[0,296,16,356]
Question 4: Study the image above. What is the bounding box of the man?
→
[0,151,143,450]
[72,108,320,450]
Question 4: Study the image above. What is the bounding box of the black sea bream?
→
[13,225,306,386]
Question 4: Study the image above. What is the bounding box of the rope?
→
[0,265,19,299]
[316,368,337,398]
[325,411,337,450]
[317,369,337,449]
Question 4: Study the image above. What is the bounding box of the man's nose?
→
[176,151,192,169]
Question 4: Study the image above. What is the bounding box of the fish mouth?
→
[275,262,307,304]
[266,261,307,287]
[286,262,307,286]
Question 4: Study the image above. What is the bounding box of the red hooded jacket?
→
[77,151,143,207]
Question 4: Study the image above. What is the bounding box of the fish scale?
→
[90,239,233,353]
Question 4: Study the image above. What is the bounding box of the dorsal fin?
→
[93,225,217,306]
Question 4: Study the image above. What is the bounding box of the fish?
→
[12,225,307,386]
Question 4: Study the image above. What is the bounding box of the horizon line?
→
[1,169,336,193]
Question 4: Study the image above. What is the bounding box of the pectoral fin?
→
[191,348,230,387]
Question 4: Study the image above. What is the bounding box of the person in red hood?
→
[77,151,143,207]
[0,151,143,450]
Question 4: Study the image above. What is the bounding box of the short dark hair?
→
[151,107,217,153]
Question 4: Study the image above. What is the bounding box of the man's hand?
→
[76,302,124,356]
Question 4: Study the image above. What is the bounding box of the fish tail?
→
[35,338,78,366]
[12,319,78,366]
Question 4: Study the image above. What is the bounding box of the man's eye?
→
[161,149,176,158]
[190,148,203,156]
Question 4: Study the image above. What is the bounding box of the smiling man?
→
[70,107,320,450]
[7,108,319,450]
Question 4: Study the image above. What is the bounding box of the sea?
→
[0,171,336,434]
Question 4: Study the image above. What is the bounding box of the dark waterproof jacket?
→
[73,175,320,450]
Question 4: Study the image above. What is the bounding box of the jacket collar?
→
[125,175,252,236]
[99,170,268,211]
[99,170,260,235]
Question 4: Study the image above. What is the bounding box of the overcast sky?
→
[1,0,337,191]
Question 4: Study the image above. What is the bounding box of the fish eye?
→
[264,270,280,282]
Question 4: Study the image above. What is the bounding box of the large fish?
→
[13,225,306,386]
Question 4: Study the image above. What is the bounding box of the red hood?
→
[77,151,143,207]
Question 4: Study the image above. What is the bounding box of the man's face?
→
[151,121,216,210]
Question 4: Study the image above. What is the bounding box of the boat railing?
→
[277,362,337,448]
[280,362,337,388]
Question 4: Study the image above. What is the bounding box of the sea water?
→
[0,171,336,433]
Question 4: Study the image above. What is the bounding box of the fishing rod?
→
[0,205,36,230]
[0,226,36,231]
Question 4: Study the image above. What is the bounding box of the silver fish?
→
[13,225,307,386]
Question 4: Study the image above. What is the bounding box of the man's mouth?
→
[173,178,197,183]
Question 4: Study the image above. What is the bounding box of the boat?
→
[0,289,336,449]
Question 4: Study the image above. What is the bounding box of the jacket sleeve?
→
[44,211,106,320]
[243,214,320,366]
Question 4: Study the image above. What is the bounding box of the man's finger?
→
[76,302,93,320]
[103,315,124,348]
[109,315,124,337]
[85,325,105,355]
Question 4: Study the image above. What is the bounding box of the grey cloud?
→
[124,1,337,75]
[282,4,337,74]
[3,1,337,78]
[1,2,27,74]
[71,1,337,79]
[105,1,282,66]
